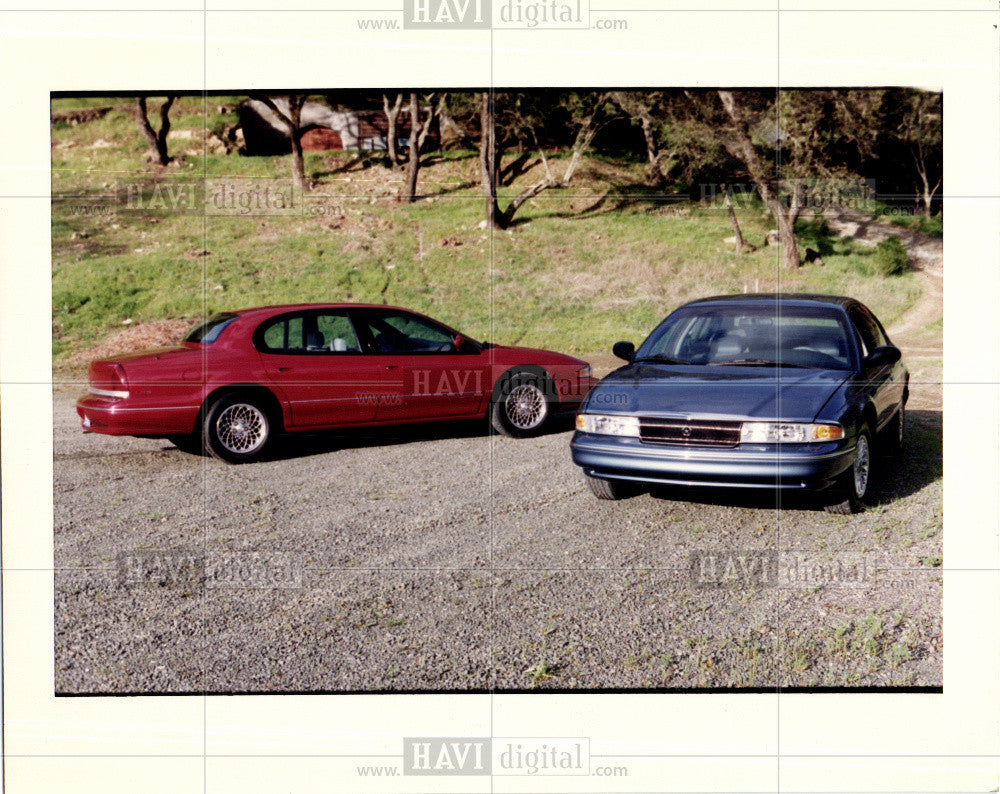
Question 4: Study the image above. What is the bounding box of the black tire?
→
[202,393,271,463]
[825,423,872,514]
[167,434,205,456]
[585,474,637,501]
[883,403,905,456]
[490,372,550,438]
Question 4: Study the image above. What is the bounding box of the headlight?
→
[576,413,640,437]
[576,365,592,379]
[739,422,844,443]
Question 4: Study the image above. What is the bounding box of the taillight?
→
[113,364,128,392]
[88,362,130,399]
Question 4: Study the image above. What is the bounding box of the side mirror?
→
[612,341,636,362]
[453,334,474,353]
[864,345,901,370]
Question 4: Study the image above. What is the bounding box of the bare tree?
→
[610,91,671,183]
[404,93,422,202]
[478,91,609,229]
[249,94,310,192]
[416,93,439,152]
[717,90,802,268]
[721,183,748,253]
[382,93,404,169]
[134,95,176,166]
[479,92,501,228]
[435,93,471,149]
[898,90,942,217]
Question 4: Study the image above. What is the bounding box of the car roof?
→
[685,293,858,309]
[231,302,409,317]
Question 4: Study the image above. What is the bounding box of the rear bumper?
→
[76,394,198,436]
[570,432,855,491]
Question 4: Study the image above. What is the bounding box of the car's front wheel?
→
[491,372,550,438]
[585,474,638,501]
[883,403,905,455]
[203,394,271,463]
[825,423,872,514]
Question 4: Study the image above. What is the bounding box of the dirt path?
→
[812,207,943,356]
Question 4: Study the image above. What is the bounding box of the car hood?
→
[485,344,589,368]
[586,364,851,422]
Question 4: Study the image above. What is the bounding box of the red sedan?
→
[76,303,598,462]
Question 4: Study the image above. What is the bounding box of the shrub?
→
[872,236,909,276]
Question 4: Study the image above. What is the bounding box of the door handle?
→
[277,367,292,372]
[385,365,399,370]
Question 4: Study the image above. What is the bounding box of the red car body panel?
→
[76,304,598,438]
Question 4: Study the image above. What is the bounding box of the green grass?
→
[872,236,909,276]
[51,98,926,366]
[873,204,943,238]
[527,660,557,685]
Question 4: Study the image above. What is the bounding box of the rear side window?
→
[256,311,360,354]
[261,316,305,352]
[184,313,238,344]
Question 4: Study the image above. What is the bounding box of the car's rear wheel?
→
[585,474,638,501]
[203,394,271,463]
[491,372,550,437]
[825,423,872,514]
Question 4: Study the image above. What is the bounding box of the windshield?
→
[636,304,854,370]
[183,313,238,344]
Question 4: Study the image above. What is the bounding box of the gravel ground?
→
[53,382,943,693]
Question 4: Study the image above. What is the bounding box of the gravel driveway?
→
[53,382,942,693]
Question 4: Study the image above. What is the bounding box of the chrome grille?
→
[639,418,742,447]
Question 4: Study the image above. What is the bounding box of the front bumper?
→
[570,431,855,491]
[76,394,198,436]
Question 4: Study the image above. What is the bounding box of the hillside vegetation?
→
[51,99,921,368]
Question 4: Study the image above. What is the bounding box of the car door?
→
[255,309,389,428]
[354,308,489,422]
[849,305,901,429]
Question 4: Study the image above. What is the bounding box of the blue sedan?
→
[570,294,908,513]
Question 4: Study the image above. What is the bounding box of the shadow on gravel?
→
[161,412,578,463]
[639,408,941,514]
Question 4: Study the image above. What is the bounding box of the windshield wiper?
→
[633,354,690,365]
[707,358,811,368]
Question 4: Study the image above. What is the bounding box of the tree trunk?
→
[561,96,607,186]
[250,94,310,192]
[479,92,603,229]
[383,93,403,169]
[404,92,421,202]
[479,92,504,229]
[721,183,746,253]
[287,98,308,192]
[916,164,939,218]
[436,93,468,148]
[787,180,805,226]
[416,93,437,153]
[717,90,800,268]
[134,96,175,165]
[774,210,800,269]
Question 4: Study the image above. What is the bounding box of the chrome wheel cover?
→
[216,403,267,454]
[504,383,546,430]
[853,433,870,498]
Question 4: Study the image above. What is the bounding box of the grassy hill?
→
[51,97,922,368]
